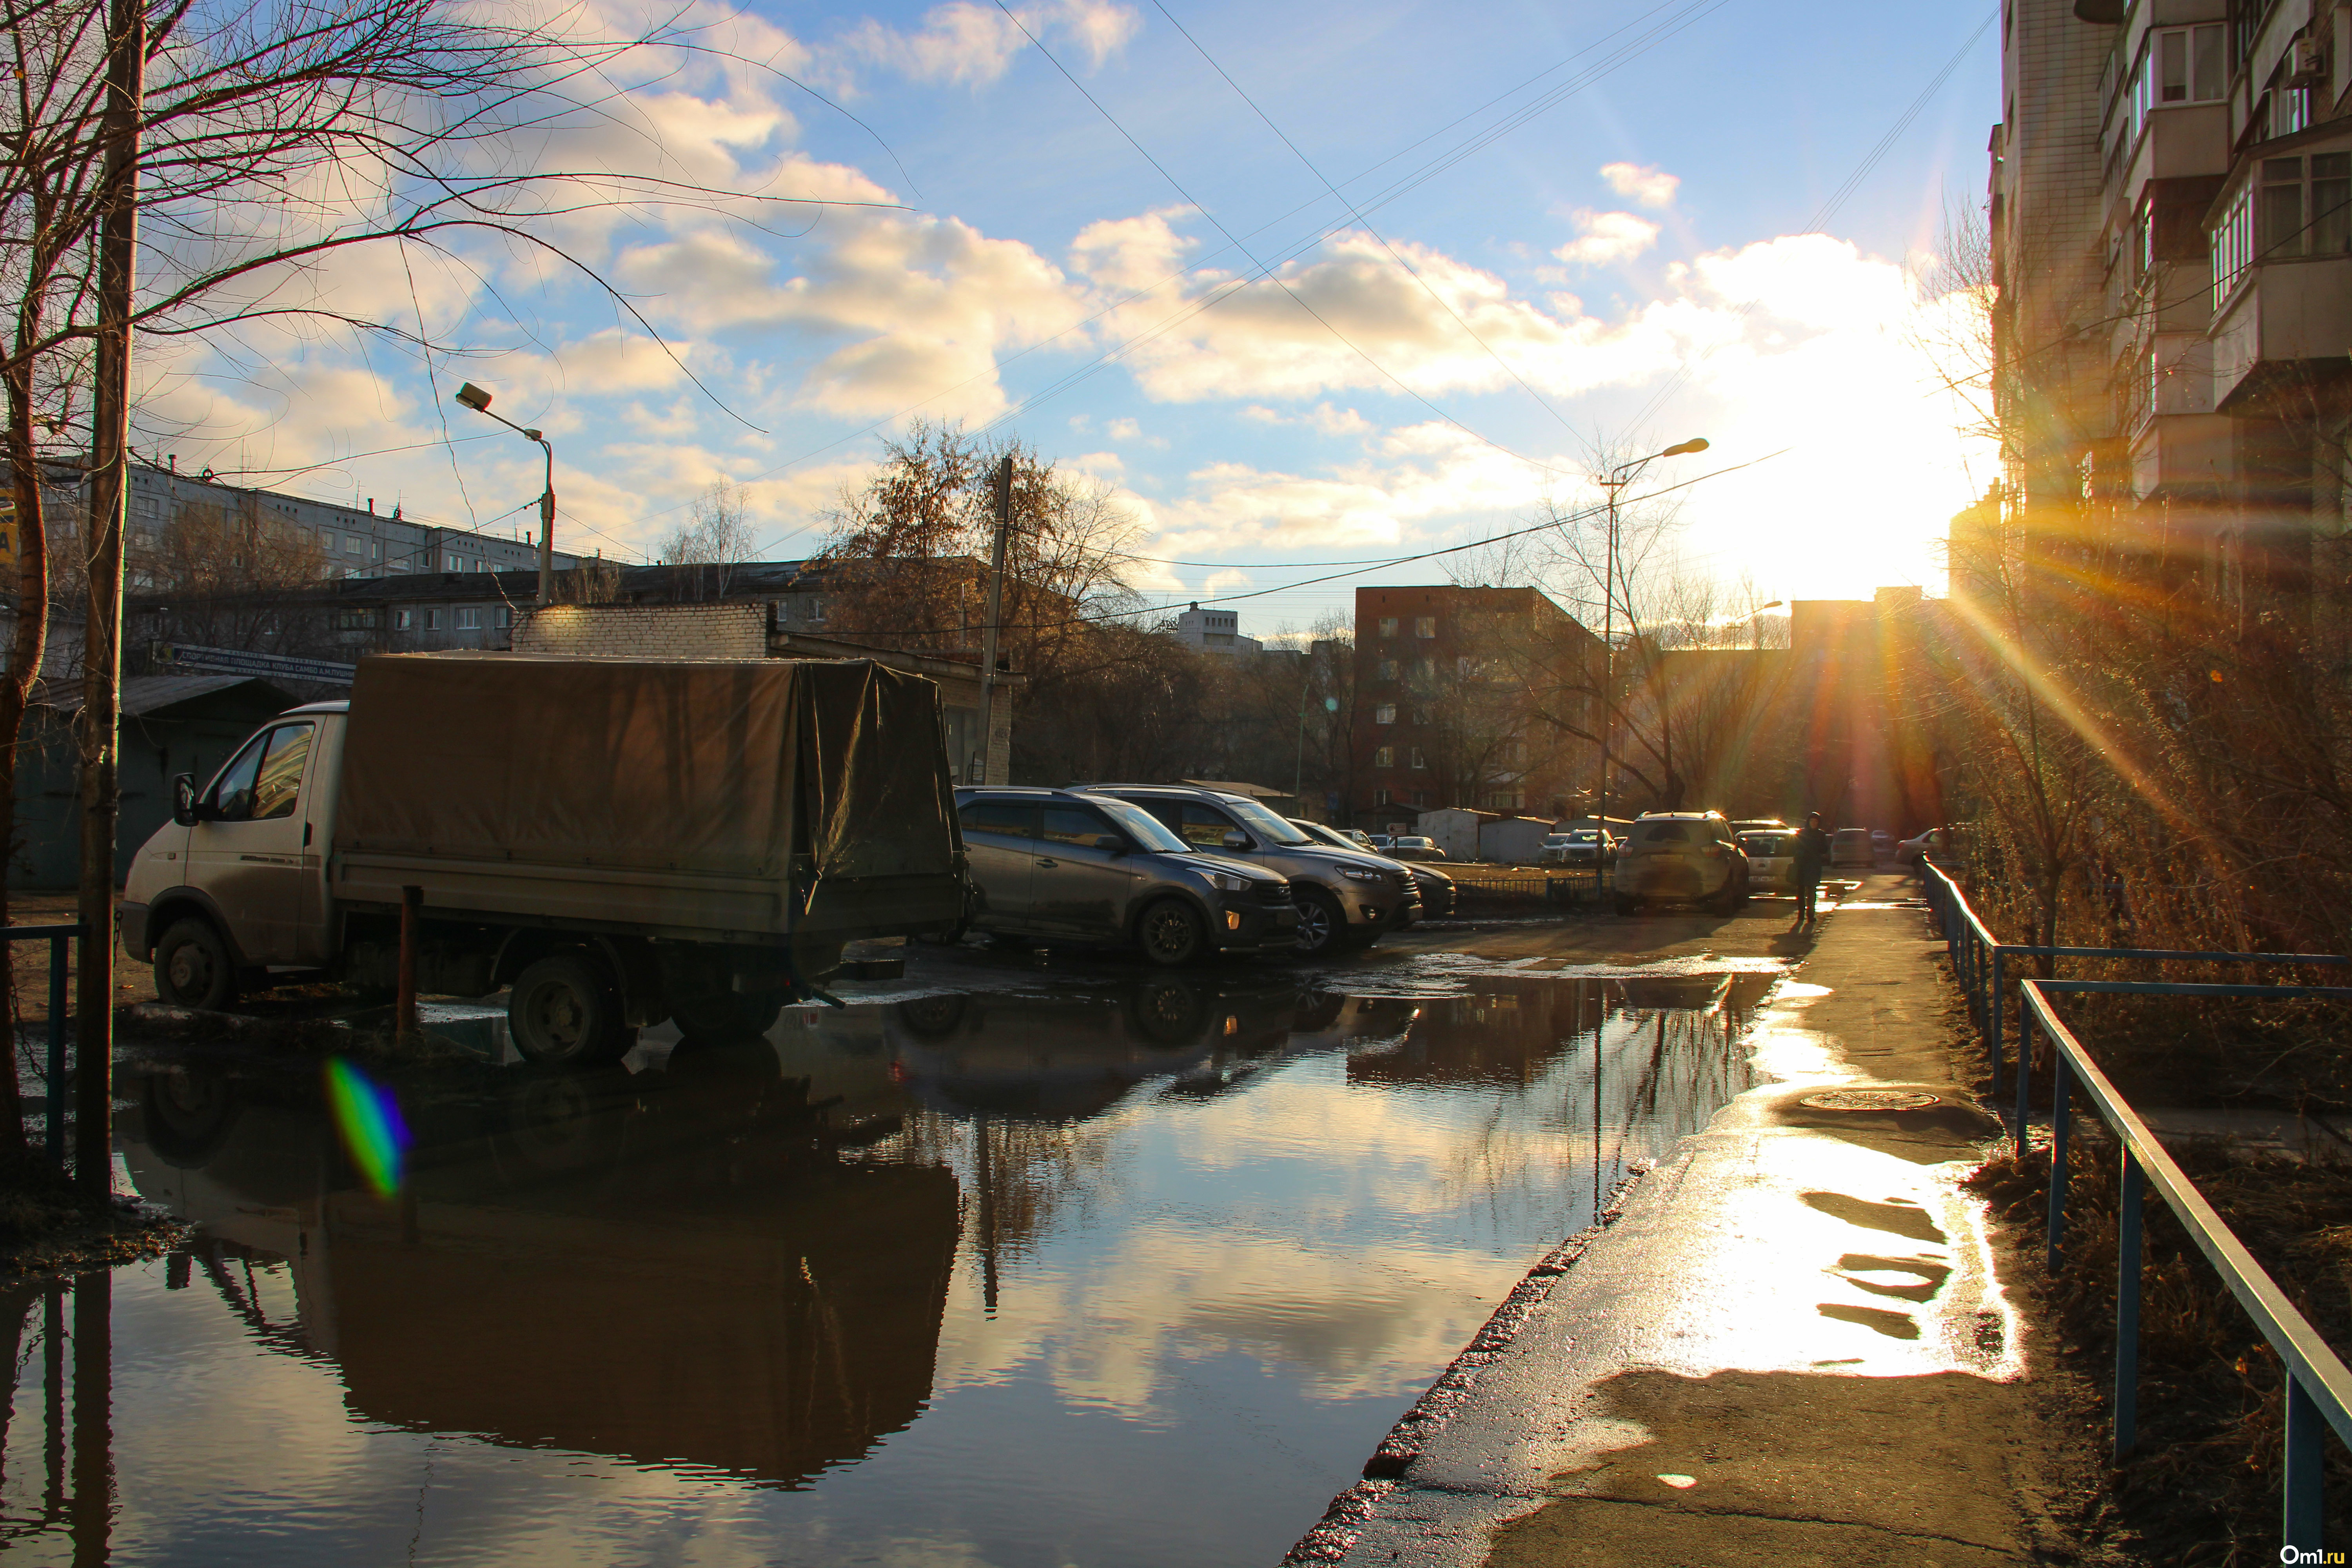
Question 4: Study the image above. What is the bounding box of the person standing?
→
[1792,811,1830,925]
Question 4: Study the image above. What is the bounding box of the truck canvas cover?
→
[336,653,964,938]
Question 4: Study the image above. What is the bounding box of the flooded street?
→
[5,961,1775,1566]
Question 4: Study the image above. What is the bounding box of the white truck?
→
[119,652,968,1063]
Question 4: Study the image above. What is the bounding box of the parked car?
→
[1897,826,1945,864]
[1077,784,1416,956]
[1870,829,1893,857]
[1730,818,1789,836]
[1537,829,1615,867]
[1737,829,1798,891]
[1831,827,1877,868]
[1366,835,1395,852]
[1291,819,1458,918]
[1387,836,1446,862]
[1612,812,1750,916]
[954,788,1299,965]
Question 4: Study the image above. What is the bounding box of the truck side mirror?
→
[1220,829,1249,851]
[172,774,200,827]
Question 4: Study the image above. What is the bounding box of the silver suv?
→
[955,788,1298,965]
[1612,811,1751,916]
[1078,784,1415,955]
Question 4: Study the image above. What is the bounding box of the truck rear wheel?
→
[509,954,633,1065]
[670,988,785,1038]
[154,918,238,1011]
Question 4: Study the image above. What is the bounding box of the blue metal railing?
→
[1918,863,2351,1138]
[2022,977,2352,1552]
[3,924,84,1167]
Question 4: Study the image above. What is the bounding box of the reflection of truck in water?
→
[126,1057,960,1488]
[119,654,968,1063]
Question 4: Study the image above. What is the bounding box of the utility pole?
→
[77,0,143,1196]
[1588,438,1710,851]
[975,455,1013,786]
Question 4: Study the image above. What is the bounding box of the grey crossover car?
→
[955,788,1298,964]
[1611,811,1751,916]
[1077,784,1416,955]
[1290,818,1457,919]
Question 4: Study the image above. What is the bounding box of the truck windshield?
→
[1222,797,1312,846]
[1092,797,1190,854]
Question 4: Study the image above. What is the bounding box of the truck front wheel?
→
[509,954,633,1065]
[154,918,238,1011]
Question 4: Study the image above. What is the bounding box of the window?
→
[1041,806,1116,848]
[1377,616,1398,637]
[2264,156,2305,261]
[1375,704,1396,725]
[372,540,383,559]
[1171,803,1241,849]
[1412,706,1430,724]
[423,608,441,631]
[2215,181,2254,304]
[456,607,482,630]
[445,552,462,571]
[1412,658,1436,680]
[345,534,362,555]
[393,609,413,631]
[1409,748,1426,769]
[958,800,1035,837]
[1377,659,1399,681]
[205,724,311,821]
[1374,746,1395,768]
[2127,24,2223,146]
[1414,616,1436,638]
[1373,788,1391,808]
[495,606,512,628]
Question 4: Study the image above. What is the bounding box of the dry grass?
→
[1970,1136,2352,1564]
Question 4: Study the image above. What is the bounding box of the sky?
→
[134,0,2003,639]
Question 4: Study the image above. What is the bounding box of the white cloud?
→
[1105,416,1141,440]
[1600,161,1679,209]
[837,0,1140,87]
[1553,209,1660,269]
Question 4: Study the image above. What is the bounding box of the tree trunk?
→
[0,338,54,1159]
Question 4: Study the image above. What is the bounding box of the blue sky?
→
[143,0,2001,635]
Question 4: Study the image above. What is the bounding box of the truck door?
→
[1031,805,1142,938]
[185,720,318,964]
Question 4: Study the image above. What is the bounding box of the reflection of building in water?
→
[123,1053,960,1488]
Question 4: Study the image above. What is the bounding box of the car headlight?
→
[1205,871,1252,893]
[1339,866,1385,883]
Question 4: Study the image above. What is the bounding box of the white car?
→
[1898,827,1949,865]
[1737,829,1797,891]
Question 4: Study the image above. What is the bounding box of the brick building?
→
[1347,585,1602,829]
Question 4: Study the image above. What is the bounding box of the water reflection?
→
[6,965,1777,1567]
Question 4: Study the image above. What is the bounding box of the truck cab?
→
[123,701,349,1003]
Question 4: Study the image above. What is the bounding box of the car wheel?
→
[1129,976,1209,1046]
[1292,889,1345,957]
[1138,898,1208,967]
[154,918,238,1011]
[508,953,634,1065]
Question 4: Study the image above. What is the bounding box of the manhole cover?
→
[1800,1089,1941,1111]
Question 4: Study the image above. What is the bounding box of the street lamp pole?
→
[1590,438,1710,836]
[1752,599,1784,651]
[452,382,555,603]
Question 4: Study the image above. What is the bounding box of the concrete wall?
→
[514,603,768,660]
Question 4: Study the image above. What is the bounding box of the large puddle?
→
[6,967,1774,1566]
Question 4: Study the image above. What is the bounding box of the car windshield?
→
[1222,796,1312,845]
[1290,820,1346,848]
[1568,831,1599,842]
[1092,796,1190,854]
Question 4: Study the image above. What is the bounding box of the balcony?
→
[2210,253,2352,410]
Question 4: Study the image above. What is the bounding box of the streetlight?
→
[1592,437,1708,840]
[1752,599,1784,650]
[452,381,555,603]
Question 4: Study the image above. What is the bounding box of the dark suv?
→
[1077,784,1416,955]
[954,788,1298,965]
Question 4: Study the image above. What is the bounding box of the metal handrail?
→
[3,923,86,1168]
[1918,864,2350,1136]
[2022,976,2352,1551]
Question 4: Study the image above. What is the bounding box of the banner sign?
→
[155,643,358,686]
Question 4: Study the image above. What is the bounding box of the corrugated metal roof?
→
[36,674,289,717]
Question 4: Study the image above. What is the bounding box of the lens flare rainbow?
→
[325,1057,410,1197]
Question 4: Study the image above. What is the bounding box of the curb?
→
[1280,1167,1649,1565]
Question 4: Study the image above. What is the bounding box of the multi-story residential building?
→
[1996,0,2352,604]
[1348,585,1602,825]
[1174,605,1265,656]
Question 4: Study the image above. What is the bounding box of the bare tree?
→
[662,478,758,601]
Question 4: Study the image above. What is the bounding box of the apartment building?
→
[1997,0,2352,601]
[1348,585,1602,824]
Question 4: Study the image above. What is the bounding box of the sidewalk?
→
[1298,888,2113,1567]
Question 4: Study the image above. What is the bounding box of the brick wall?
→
[512,603,768,659]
